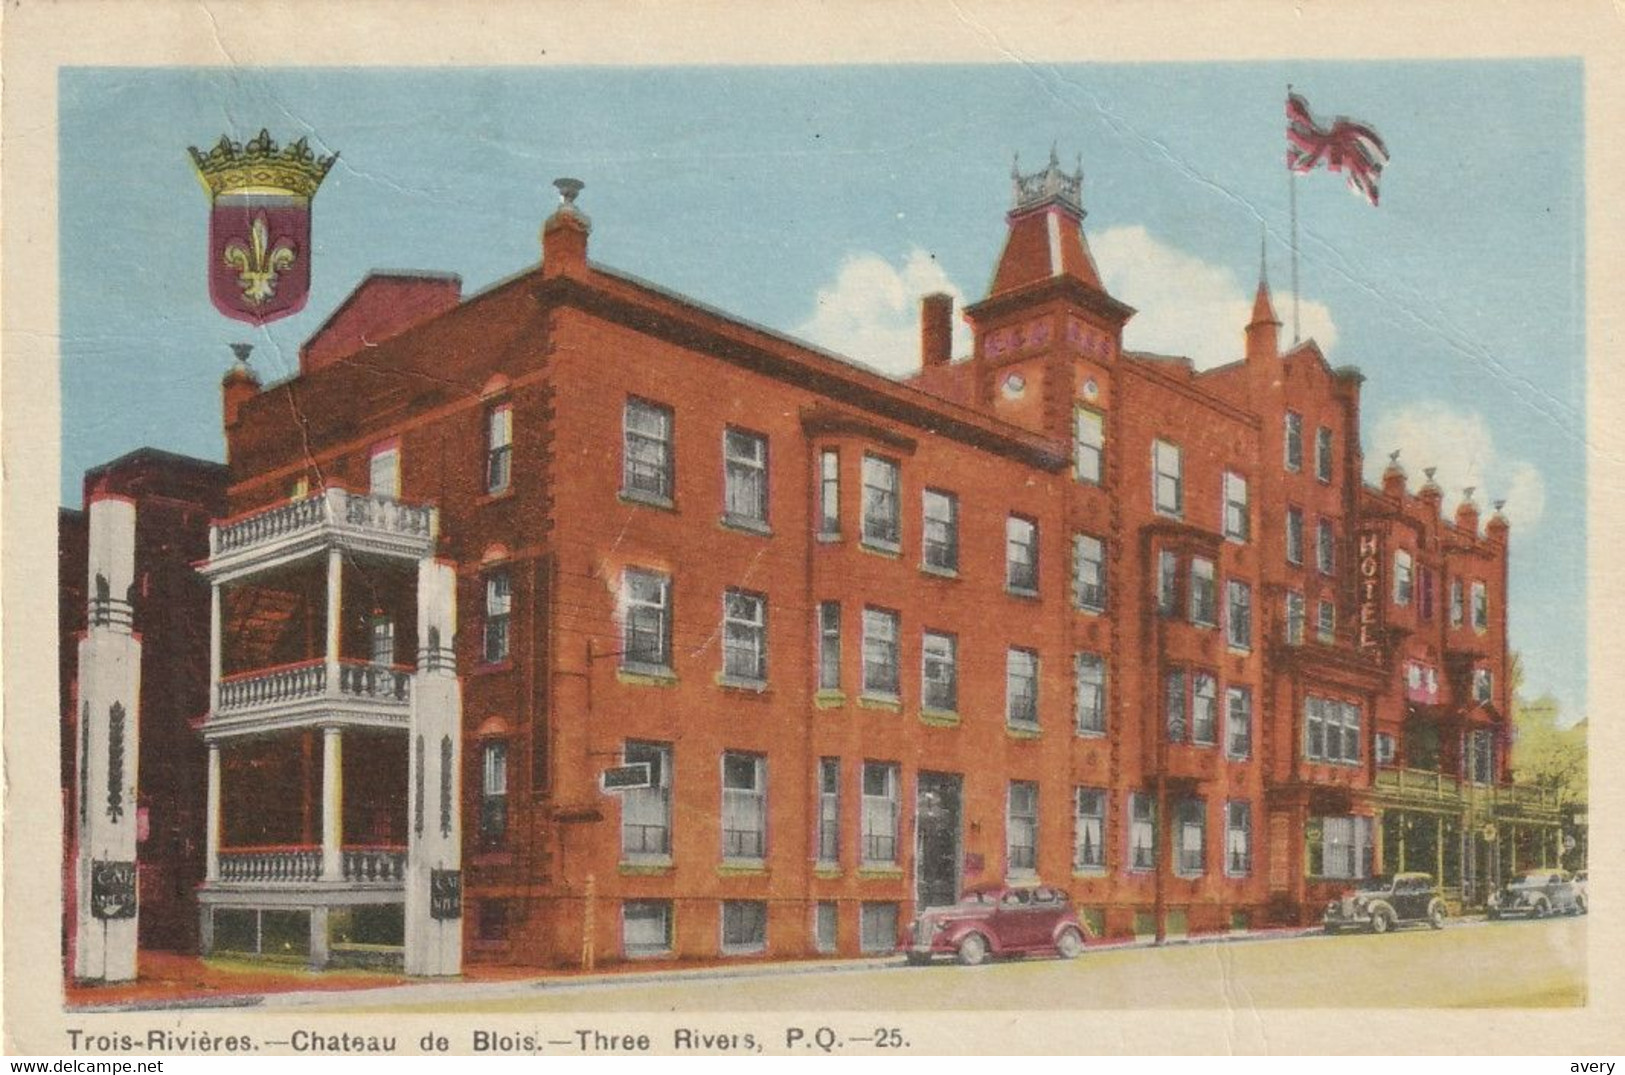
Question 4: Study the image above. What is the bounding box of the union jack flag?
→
[1286,92,1389,206]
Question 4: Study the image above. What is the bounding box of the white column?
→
[209,583,222,699]
[405,557,463,976]
[325,548,343,687]
[205,743,221,882]
[321,726,343,881]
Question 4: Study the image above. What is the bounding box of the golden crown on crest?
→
[188,129,337,200]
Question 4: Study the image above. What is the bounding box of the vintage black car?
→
[1488,868,1585,919]
[1324,872,1447,934]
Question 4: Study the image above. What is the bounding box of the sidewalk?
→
[68,919,1361,1013]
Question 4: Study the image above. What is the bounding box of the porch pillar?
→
[325,548,343,686]
[209,582,222,700]
[205,742,221,882]
[321,726,343,881]
[405,557,463,976]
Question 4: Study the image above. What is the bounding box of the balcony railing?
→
[341,846,407,883]
[1374,767,1462,799]
[211,488,436,560]
[217,846,406,885]
[217,659,410,713]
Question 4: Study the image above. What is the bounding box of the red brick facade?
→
[215,156,1534,968]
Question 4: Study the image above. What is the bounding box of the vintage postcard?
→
[5,0,1624,1058]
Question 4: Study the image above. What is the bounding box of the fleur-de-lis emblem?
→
[222,213,297,306]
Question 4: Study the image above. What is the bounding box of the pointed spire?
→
[1245,231,1282,361]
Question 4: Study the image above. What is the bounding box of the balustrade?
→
[217,660,327,711]
[216,846,406,886]
[212,488,435,558]
[341,847,407,884]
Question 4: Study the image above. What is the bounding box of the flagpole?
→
[1288,83,1301,346]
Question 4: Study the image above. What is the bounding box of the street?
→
[310,915,1585,1013]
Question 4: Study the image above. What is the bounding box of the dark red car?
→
[903,884,1090,966]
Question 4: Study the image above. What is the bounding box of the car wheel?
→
[1532,898,1549,919]
[904,952,932,967]
[1056,927,1085,960]
[956,933,989,967]
[1429,903,1447,930]
[1578,896,1588,916]
[1370,908,1394,935]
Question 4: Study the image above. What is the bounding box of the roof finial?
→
[1463,486,1476,502]
[1049,141,1060,167]
[228,342,254,369]
[1259,225,1268,285]
[1493,499,1507,513]
[1389,449,1402,465]
[1423,466,1437,482]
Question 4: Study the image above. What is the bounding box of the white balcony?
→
[203,488,437,583]
[206,658,413,739]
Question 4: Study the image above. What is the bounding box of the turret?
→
[1245,238,1281,363]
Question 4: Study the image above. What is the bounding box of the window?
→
[818,449,840,537]
[1316,519,1335,575]
[1225,686,1252,759]
[1074,788,1106,871]
[817,602,841,692]
[861,455,900,549]
[1188,558,1216,627]
[1006,648,1039,730]
[723,428,768,526]
[1418,565,1435,621]
[721,589,767,684]
[1468,729,1495,785]
[1305,696,1362,765]
[485,405,513,494]
[1471,581,1488,632]
[1376,733,1396,765]
[483,571,511,664]
[1286,507,1304,566]
[1393,550,1413,606]
[1129,793,1156,871]
[1176,799,1205,876]
[1073,534,1106,612]
[861,762,899,864]
[622,741,671,858]
[721,901,767,954]
[921,630,958,712]
[1223,471,1249,542]
[622,900,673,958]
[1308,816,1374,879]
[1153,439,1183,517]
[1006,515,1039,594]
[1157,550,1180,617]
[369,443,400,498]
[1226,580,1252,650]
[1317,601,1336,644]
[922,489,959,573]
[1225,802,1252,877]
[1450,579,1465,627]
[1074,407,1104,484]
[623,398,674,502]
[1165,669,1187,742]
[861,607,900,698]
[368,614,395,667]
[621,569,672,672]
[859,903,898,954]
[1074,653,1106,736]
[1285,411,1303,471]
[1473,668,1493,705]
[1191,673,1218,745]
[814,902,838,953]
[1315,426,1334,483]
[480,740,508,849]
[721,752,767,861]
[1285,591,1306,646]
[816,759,840,865]
[1007,782,1038,876]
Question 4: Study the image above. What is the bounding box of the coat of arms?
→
[188,129,336,324]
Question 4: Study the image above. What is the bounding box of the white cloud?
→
[1368,402,1545,530]
[1091,225,1338,370]
[794,250,972,376]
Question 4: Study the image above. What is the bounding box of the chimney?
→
[1418,466,1443,517]
[541,177,590,277]
[1381,450,1406,500]
[921,293,954,368]
[1455,488,1480,536]
[222,343,262,430]
[1486,499,1509,545]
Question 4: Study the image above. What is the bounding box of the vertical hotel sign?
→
[1358,530,1383,651]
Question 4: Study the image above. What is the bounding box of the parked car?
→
[1573,869,1588,912]
[1488,868,1584,919]
[903,884,1090,966]
[1323,872,1448,934]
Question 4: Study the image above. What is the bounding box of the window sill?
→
[618,666,678,688]
[722,945,767,958]
[1075,604,1105,616]
[1174,871,1206,881]
[859,539,902,559]
[1072,867,1107,879]
[813,689,846,709]
[473,660,514,677]
[720,514,773,537]
[815,532,843,545]
[919,707,960,728]
[1006,723,1041,740]
[813,865,842,879]
[857,866,903,880]
[1075,728,1106,739]
[623,948,675,961]
[619,488,675,511]
[1226,752,1252,764]
[717,863,768,877]
[715,674,770,694]
[919,562,959,580]
[1006,586,1039,601]
[1007,869,1037,880]
[1227,645,1252,656]
[619,861,674,877]
[858,694,902,712]
[1191,620,1218,631]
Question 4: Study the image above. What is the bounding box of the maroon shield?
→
[208,193,313,324]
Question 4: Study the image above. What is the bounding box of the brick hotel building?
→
[166,152,1564,971]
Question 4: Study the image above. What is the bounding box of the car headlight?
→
[934,921,950,933]
[1326,901,1338,913]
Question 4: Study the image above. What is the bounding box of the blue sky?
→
[58,63,1585,723]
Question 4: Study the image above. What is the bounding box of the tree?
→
[1511,692,1587,805]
